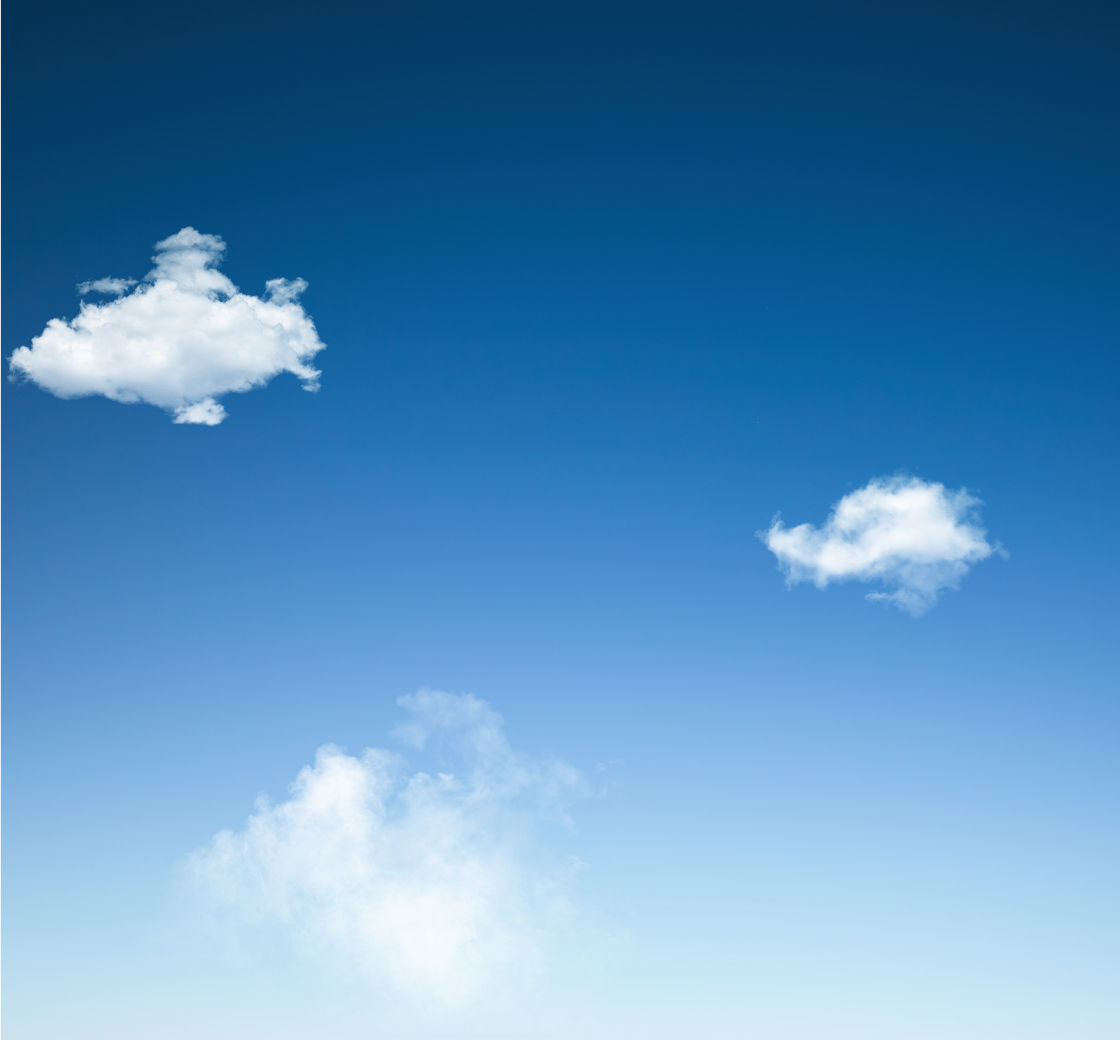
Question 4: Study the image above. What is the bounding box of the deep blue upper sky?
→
[3,2,1119,1037]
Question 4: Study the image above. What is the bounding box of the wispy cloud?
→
[77,276,137,295]
[187,690,585,1004]
[761,476,1000,614]
[9,228,325,424]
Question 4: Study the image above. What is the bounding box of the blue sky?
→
[3,2,1118,1037]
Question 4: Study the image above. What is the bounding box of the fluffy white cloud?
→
[9,227,324,424]
[761,476,1000,614]
[187,691,584,1005]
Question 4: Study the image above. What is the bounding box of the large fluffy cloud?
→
[187,691,585,1004]
[761,476,1000,614]
[9,228,325,424]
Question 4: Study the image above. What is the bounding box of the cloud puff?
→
[761,476,1000,614]
[187,691,585,1004]
[9,228,325,424]
[77,276,137,295]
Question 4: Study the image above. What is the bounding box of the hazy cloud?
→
[9,227,325,424]
[77,276,137,295]
[761,476,999,614]
[187,691,585,1004]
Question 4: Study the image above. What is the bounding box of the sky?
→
[3,1,1119,1037]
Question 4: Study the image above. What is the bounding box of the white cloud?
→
[172,398,226,426]
[187,691,585,1005]
[761,476,1000,614]
[9,227,325,424]
[77,276,137,295]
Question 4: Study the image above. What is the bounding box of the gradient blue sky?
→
[3,2,1119,1037]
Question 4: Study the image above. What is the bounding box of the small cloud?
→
[77,276,137,295]
[173,398,226,425]
[186,690,585,1004]
[9,227,325,424]
[760,476,1001,614]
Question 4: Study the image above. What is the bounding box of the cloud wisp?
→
[187,690,585,1005]
[9,228,325,424]
[761,476,1000,614]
